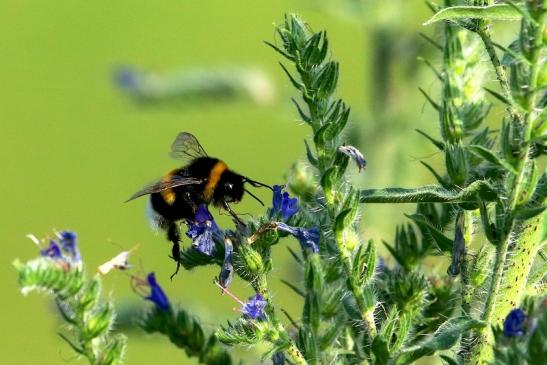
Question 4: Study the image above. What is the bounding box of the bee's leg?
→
[223,201,246,226]
[166,221,182,280]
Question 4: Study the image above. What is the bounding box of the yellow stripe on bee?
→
[204,161,227,201]
[160,170,177,205]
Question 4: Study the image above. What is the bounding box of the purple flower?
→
[271,185,299,222]
[277,223,320,253]
[145,273,170,311]
[241,293,267,320]
[218,240,233,289]
[40,241,63,259]
[186,204,220,256]
[272,185,283,213]
[503,308,526,337]
[59,231,80,262]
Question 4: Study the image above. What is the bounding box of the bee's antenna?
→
[244,177,273,191]
[243,188,265,206]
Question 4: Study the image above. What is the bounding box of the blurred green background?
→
[1,0,453,363]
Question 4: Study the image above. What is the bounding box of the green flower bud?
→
[445,143,468,185]
[79,277,101,311]
[287,161,317,202]
[83,303,113,340]
[239,245,264,275]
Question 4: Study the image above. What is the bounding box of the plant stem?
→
[476,24,522,123]
[286,340,309,365]
[465,7,545,365]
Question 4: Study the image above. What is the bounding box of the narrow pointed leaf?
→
[467,144,517,174]
[406,213,453,254]
[396,317,485,364]
[416,129,445,150]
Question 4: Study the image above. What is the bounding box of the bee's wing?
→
[169,132,208,161]
[126,175,204,202]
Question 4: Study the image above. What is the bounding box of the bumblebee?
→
[127,132,270,277]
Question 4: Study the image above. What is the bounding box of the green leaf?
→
[406,214,453,254]
[424,4,522,25]
[467,144,517,174]
[372,336,390,365]
[515,205,547,220]
[382,240,409,271]
[279,62,303,91]
[418,87,441,111]
[420,161,450,188]
[416,129,445,150]
[397,317,485,364]
[291,98,311,124]
[359,180,497,204]
[281,279,305,297]
[484,87,511,106]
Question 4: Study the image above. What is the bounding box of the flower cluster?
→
[39,231,81,265]
[271,185,320,253]
[271,185,299,222]
[241,294,267,320]
[186,204,220,256]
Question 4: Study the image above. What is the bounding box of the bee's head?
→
[214,171,244,205]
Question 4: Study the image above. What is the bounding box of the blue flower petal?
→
[296,227,320,253]
[218,240,234,288]
[277,223,320,254]
[193,229,215,256]
[503,308,526,337]
[195,204,214,224]
[186,204,219,256]
[40,241,63,259]
[272,185,283,214]
[281,192,299,221]
[59,231,81,262]
[271,185,299,222]
[145,273,170,311]
[241,293,267,320]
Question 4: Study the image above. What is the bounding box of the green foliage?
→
[143,308,232,365]
[14,256,126,365]
[14,3,546,365]
[424,4,523,25]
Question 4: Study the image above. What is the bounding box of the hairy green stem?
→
[465,7,546,365]
[476,26,516,114]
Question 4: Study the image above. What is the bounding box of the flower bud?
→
[445,143,468,185]
[83,303,113,340]
[239,245,264,275]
